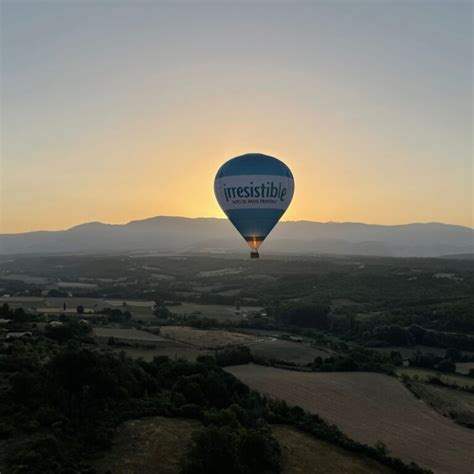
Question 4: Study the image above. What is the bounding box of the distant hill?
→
[0,216,473,257]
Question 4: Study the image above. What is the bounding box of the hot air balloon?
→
[214,153,294,258]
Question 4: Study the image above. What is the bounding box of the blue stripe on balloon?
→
[215,153,293,178]
[224,208,286,240]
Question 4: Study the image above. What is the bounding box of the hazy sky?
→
[1,1,472,233]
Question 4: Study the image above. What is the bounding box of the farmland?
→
[93,327,165,342]
[0,296,156,319]
[251,338,331,364]
[92,326,208,361]
[159,326,260,348]
[273,425,395,474]
[91,417,397,474]
[1,253,474,472]
[226,364,474,474]
[396,367,474,389]
[404,380,474,428]
[456,362,474,375]
[109,346,207,361]
[373,345,452,358]
[166,302,263,322]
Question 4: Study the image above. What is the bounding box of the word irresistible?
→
[223,181,288,202]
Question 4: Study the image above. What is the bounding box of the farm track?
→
[226,364,474,474]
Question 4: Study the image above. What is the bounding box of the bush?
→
[181,424,281,474]
[435,359,456,373]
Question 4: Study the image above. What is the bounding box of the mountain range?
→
[0,216,472,257]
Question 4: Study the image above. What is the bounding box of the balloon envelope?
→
[214,153,294,252]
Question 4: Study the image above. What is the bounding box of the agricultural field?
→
[456,362,474,375]
[396,367,474,389]
[166,302,262,322]
[91,417,397,474]
[110,346,207,362]
[273,425,395,474]
[405,380,474,428]
[93,327,165,342]
[156,326,332,364]
[374,345,451,358]
[226,364,474,474]
[0,296,155,318]
[0,296,107,311]
[105,299,155,307]
[251,338,331,365]
[197,267,243,277]
[159,326,260,349]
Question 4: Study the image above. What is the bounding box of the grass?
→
[91,417,199,474]
[273,425,395,474]
[226,364,474,474]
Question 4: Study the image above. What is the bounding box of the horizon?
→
[1,213,473,236]
[2,2,473,233]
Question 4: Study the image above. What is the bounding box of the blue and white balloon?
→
[214,153,294,257]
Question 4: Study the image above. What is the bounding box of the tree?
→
[390,351,403,366]
[181,424,281,474]
[0,303,10,317]
[374,325,412,346]
[153,304,170,319]
[435,359,455,373]
[407,324,426,344]
[281,304,330,329]
[47,289,68,297]
[181,426,239,474]
[76,305,85,314]
[375,440,389,456]
[12,308,29,323]
[445,348,463,362]
[313,356,323,369]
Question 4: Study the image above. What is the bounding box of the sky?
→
[1,0,472,233]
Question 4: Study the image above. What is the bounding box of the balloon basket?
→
[250,251,260,259]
